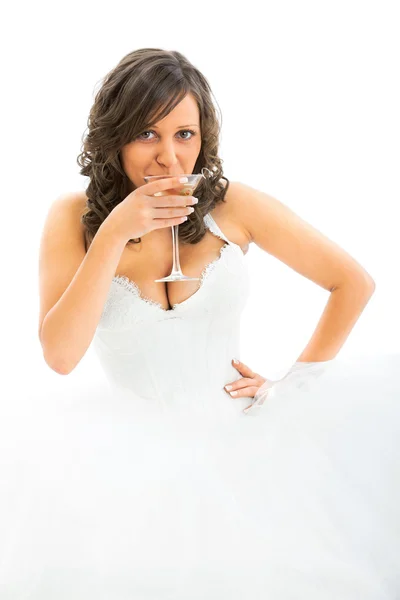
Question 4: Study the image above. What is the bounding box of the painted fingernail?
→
[233,359,239,364]
[230,391,237,396]
[225,385,232,391]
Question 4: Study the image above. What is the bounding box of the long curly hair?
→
[76,48,230,251]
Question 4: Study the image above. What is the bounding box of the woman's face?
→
[120,93,202,191]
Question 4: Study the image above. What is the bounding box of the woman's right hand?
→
[104,176,198,243]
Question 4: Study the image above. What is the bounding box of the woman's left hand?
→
[224,359,270,411]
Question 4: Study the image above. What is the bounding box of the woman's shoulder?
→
[72,190,88,208]
[213,179,252,251]
[55,192,89,247]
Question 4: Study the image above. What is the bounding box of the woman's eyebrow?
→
[152,124,200,129]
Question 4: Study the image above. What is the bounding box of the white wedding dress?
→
[1,212,400,599]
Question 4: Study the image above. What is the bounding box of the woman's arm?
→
[295,280,374,362]
[228,181,376,361]
[39,195,127,375]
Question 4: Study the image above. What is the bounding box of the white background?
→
[1,0,399,386]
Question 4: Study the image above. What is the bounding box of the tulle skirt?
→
[1,353,399,599]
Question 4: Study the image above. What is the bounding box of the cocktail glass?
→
[143,169,211,282]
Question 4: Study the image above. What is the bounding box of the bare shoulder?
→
[65,190,88,224]
[215,179,253,247]
[222,181,376,291]
[52,191,88,247]
[70,190,88,213]
[50,190,87,217]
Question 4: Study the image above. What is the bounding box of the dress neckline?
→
[111,213,243,313]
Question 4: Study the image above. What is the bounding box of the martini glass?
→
[143,170,210,282]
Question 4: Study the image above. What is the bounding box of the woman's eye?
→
[136,131,154,140]
[179,130,195,140]
[136,130,196,141]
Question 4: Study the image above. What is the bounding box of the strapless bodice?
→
[92,213,251,418]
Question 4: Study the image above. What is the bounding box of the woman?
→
[1,48,399,599]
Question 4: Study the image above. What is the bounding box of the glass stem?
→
[170,225,183,276]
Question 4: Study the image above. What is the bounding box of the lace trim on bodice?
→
[203,212,231,245]
[111,213,236,312]
[113,242,231,311]
[112,275,170,310]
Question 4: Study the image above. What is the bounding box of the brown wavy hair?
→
[76,48,230,251]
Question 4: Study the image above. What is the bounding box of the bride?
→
[1,47,399,599]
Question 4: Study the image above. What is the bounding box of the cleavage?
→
[115,229,229,311]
